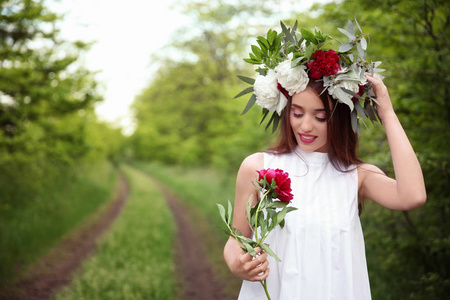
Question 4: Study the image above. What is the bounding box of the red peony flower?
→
[307,50,341,79]
[352,84,366,101]
[257,168,294,202]
[277,82,290,100]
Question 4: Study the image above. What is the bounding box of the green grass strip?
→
[56,165,177,300]
[132,162,242,297]
[0,161,117,286]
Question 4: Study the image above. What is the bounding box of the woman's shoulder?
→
[240,152,264,171]
[236,153,264,188]
[357,163,385,176]
[357,162,385,189]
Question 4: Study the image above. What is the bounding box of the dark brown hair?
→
[268,80,362,171]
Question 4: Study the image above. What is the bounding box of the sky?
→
[51,0,332,135]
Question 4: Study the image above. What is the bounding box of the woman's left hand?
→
[360,74,426,211]
[365,73,394,121]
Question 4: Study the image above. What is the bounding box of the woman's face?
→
[290,87,328,153]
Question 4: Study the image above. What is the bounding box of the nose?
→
[300,115,313,132]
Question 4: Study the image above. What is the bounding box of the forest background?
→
[1,0,449,299]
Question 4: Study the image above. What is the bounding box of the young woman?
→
[223,73,426,299]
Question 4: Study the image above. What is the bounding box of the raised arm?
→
[223,153,270,281]
[358,74,426,210]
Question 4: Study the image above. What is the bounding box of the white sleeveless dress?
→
[238,147,371,300]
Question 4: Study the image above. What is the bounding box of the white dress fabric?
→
[238,147,371,300]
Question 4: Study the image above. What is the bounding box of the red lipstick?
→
[299,133,317,144]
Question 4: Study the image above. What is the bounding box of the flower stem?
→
[254,190,270,245]
[261,280,271,300]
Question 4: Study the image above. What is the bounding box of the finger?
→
[248,258,270,277]
[254,246,264,255]
[250,267,270,282]
[248,250,268,268]
[240,246,267,264]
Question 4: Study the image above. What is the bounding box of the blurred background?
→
[1,0,449,299]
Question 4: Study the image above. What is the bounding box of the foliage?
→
[218,169,296,261]
[130,0,280,171]
[0,0,126,208]
[0,0,129,289]
[132,0,449,298]
[303,0,450,298]
[131,61,271,170]
[132,161,241,297]
[0,161,117,287]
[56,165,177,300]
[237,19,383,133]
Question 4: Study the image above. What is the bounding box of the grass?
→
[132,161,242,297]
[55,165,177,300]
[0,160,117,287]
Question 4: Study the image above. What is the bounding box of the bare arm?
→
[223,153,270,281]
[359,74,426,210]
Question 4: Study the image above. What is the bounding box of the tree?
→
[0,0,104,205]
[300,1,450,298]
[131,0,283,170]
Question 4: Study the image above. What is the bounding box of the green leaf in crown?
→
[234,18,385,134]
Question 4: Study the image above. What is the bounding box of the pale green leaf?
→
[217,203,227,224]
[339,42,353,52]
[227,200,233,225]
[354,18,363,34]
[280,21,295,44]
[338,27,356,40]
[246,196,253,225]
[334,88,354,111]
[360,37,367,50]
[357,42,365,58]
[346,20,355,36]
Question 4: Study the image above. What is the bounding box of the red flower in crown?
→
[307,50,341,79]
[277,82,290,99]
[257,168,294,202]
[352,84,366,101]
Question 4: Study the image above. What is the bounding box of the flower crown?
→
[235,19,385,134]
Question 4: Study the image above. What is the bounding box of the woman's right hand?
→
[224,153,269,281]
[225,239,270,282]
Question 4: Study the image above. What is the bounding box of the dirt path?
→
[1,172,130,300]
[2,169,236,300]
[157,183,235,300]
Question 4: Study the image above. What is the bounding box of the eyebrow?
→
[291,104,326,112]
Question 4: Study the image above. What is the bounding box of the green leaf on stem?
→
[237,75,255,85]
[251,45,262,59]
[274,207,288,227]
[300,28,317,45]
[234,86,254,99]
[242,241,257,257]
[280,21,295,44]
[217,203,227,224]
[227,200,233,225]
[241,93,256,115]
[246,196,253,225]
[260,243,281,262]
[269,201,288,209]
